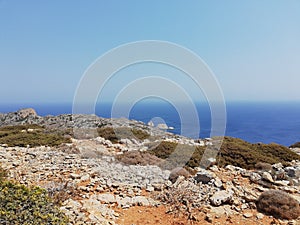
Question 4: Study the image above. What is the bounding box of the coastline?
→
[1,103,300,146]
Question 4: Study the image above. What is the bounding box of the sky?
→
[0,0,299,104]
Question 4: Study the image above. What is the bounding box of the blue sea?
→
[1,101,300,147]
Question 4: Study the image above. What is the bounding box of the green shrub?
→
[217,137,300,169]
[148,141,205,170]
[256,190,300,220]
[0,167,7,182]
[148,137,300,170]
[0,180,68,224]
[97,126,149,143]
[0,125,71,147]
[289,142,300,148]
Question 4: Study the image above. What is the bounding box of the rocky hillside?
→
[1,108,300,224]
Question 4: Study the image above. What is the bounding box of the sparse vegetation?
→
[256,190,300,220]
[43,181,79,206]
[217,137,300,169]
[148,137,300,170]
[156,178,199,221]
[0,167,7,182]
[116,150,163,166]
[169,167,190,183]
[290,142,300,148]
[97,126,149,143]
[0,124,71,147]
[0,165,68,225]
[148,141,204,170]
[255,162,273,171]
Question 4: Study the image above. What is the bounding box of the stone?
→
[262,171,274,183]
[210,190,233,206]
[116,196,132,208]
[274,180,289,186]
[17,108,37,118]
[250,172,261,183]
[194,170,216,184]
[80,174,90,182]
[239,187,258,202]
[285,167,300,178]
[205,213,213,223]
[63,199,82,210]
[210,205,234,217]
[256,213,264,219]
[214,178,223,188]
[82,198,115,221]
[97,193,116,204]
[131,196,150,206]
[241,204,248,210]
[272,163,283,171]
[225,165,245,173]
[243,212,253,218]
[146,186,154,192]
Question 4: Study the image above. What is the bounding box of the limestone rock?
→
[17,108,37,119]
[250,172,261,183]
[97,193,116,204]
[210,190,233,206]
[262,171,274,183]
[243,212,253,218]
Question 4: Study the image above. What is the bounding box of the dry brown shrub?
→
[256,190,300,220]
[169,167,190,183]
[116,150,163,166]
[255,162,273,171]
[42,180,79,205]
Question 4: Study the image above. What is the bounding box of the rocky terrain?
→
[1,108,300,225]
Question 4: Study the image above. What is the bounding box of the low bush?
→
[148,137,300,170]
[290,142,300,148]
[217,137,300,169]
[256,190,300,220]
[0,167,7,183]
[0,124,71,147]
[255,162,273,171]
[169,167,190,183]
[116,150,163,166]
[149,141,205,170]
[97,126,149,143]
[43,181,79,206]
[0,177,68,224]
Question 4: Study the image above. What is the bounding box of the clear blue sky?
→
[0,0,299,104]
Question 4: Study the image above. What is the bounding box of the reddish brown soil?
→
[116,206,277,225]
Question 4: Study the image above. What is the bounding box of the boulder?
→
[262,172,274,183]
[285,167,300,178]
[97,193,116,204]
[17,108,37,119]
[210,190,233,206]
[194,170,216,184]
